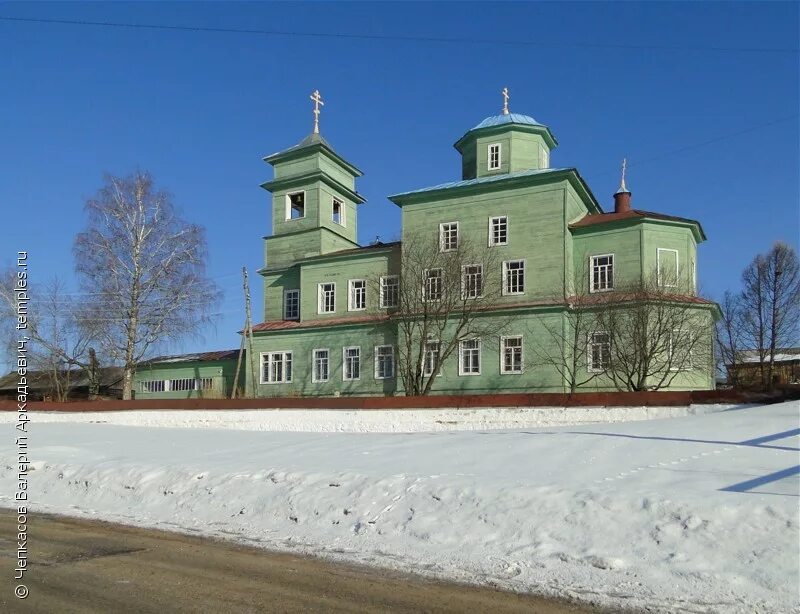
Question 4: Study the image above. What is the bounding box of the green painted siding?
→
[572,224,643,294]
[265,227,359,269]
[242,113,716,396]
[244,306,719,396]
[247,324,397,397]
[272,156,319,181]
[271,185,321,236]
[469,131,551,179]
[317,184,358,243]
[134,359,238,399]
[272,150,356,192]
[641,224,697,294]
[263,267,301,321]
[401,181,573,303]
[318,153,357,191]
[475,134,512,177]
[298,249,399,321]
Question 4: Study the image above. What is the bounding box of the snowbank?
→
[0,403,742,433]
[2,401,797,612]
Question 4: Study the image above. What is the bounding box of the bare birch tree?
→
[74,171,221,399]
[596,268,714,391]
[388,232,511,396]
[739,242,800,389]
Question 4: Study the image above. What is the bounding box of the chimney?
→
[614,157,631,213]
[614,189,631,213]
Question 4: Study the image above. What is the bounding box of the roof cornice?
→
[389,168,602,214]
[260,170,366,204]
[570,213,706,243]
[454,122,558,152]
[264,142,363,177]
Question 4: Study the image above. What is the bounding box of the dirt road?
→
[0,513,601,613]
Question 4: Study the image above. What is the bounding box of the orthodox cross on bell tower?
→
[502,87,510,115]
[310,89,324,134]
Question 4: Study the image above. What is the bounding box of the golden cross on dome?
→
[502,87,510,115]
[310,89,324,134]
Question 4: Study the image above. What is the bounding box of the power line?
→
[629,114,799,168]
[1,15,797,54]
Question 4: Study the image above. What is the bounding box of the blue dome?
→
[471,113,543,130]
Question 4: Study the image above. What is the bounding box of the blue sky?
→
[1,2,797,357]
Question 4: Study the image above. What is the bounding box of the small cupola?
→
[613,158,632,213]
[454,88,558,180]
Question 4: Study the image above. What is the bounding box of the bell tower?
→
[261,91,365,269]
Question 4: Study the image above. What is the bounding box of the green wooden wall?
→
[133,358,239,399]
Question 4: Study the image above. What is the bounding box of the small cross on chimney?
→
[614,158,632,213]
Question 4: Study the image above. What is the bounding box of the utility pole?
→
[231,329,246,399]
[232,266,257,398]
[242,266,257,398]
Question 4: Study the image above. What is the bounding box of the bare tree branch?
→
[385,232,512,396]
[0,274,100,400]
[73,171,222,399]
[595,267,715,391]
[716,290,744,388]
[739,241,800,389]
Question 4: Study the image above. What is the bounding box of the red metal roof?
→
[252,314,390,332]
[570,209,705,239]
[304,240,401,260]
[145,349,240,364]
[250,294,715,335]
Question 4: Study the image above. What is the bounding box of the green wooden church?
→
[235,89,717,397]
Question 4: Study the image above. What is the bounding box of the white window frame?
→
[488,215,508,246]
[657,248,679,288]
[423,268,443,302]
[540,145,549,169]
[283,289,300,320]
[343,346,361,381]
[169,378,197,392]
[332,197,345,226]
[461,264,484,299]
[312,348,330,383]
[374,345,395,380]
[439,221,459,252]
[458,338,481,376]
[285,190,306,221]
[260,351,293,384]
[590,254,615,293]
[348,279,366,311]
[140,379,166,393]
[380,275,399,308]
[691,256,697,294]
[500,335,524,374]
[502,259,526,295]
[587,332,610,373]
[488,143,502,171]
[423,339,442,377]
[318,282,336,314]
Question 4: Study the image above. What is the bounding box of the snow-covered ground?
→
[0,403,742,433]
[2,401,798,613]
